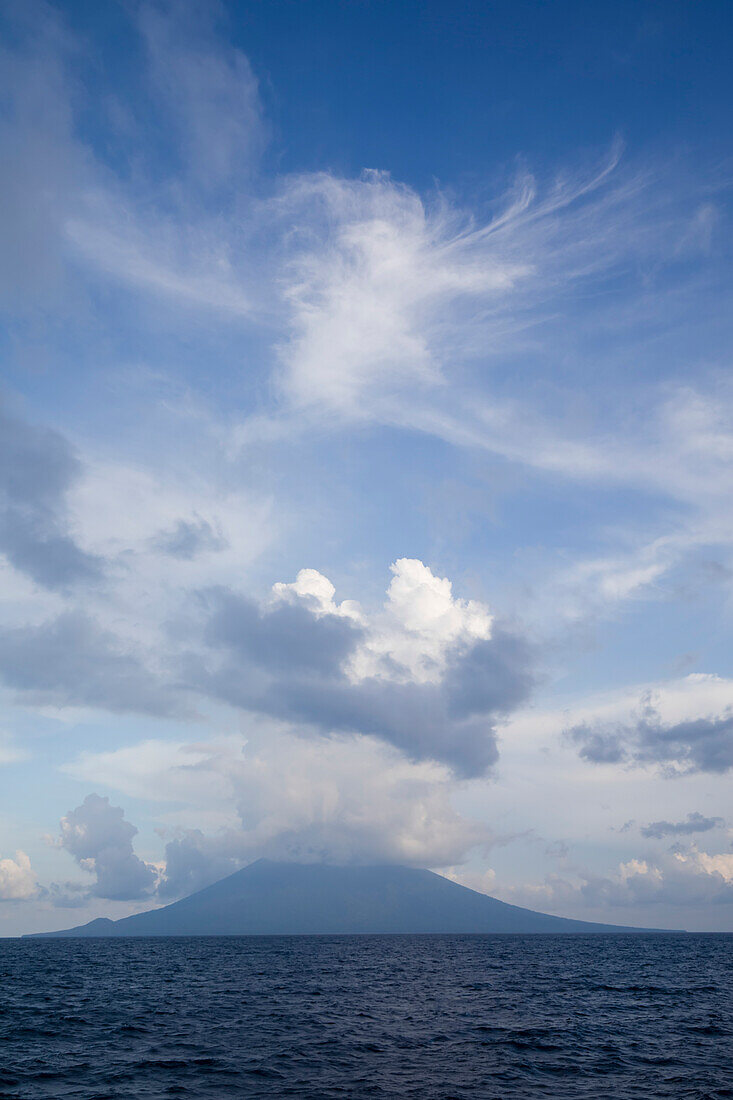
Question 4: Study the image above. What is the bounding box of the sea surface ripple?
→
[2,934,732,1098]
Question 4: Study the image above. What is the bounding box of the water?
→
[1,934,732,1099]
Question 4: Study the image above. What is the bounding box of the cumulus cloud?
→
[59,794,157,900]
[507,846,733,914]
[66,730,489,898]
[0,850,38,901]
[0,407,102,589]
[0,610,184,717]
[195,559,532,776]
[348,557,493,683]
[581,848,733,907]
[641,812,725,839]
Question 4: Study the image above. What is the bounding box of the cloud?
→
[42,881,93,910]
[66,730,489,898]
[195,559,533,776]
[345,557,493,683]
[59,794,157,900]
[0,850,37,901]
[153,517,227,560]
[67,455,276,611]
[567,706,733,775]
[6,0,731,635]
[582,848,733,907]
[0,610,184,716]
[0,732,27,766]
[137,0,265,191]
[0,406,102,589]
[203,585,362,677]
[506,846,733,913]
[441,866,498,896]
[641,812,725,839]
[0,0,88,311]
[0,0,264,321]
[272,156,641,420]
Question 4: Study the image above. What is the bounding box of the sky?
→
[1,0,733,935]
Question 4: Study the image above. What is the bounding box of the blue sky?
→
[1,0,733,934]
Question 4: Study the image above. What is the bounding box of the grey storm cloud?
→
[641,812,725,839]
[566,707,733,775]
[59,794,157,901]
[191,588,534,777]
[0,406,102,588]
[0,610,184,717]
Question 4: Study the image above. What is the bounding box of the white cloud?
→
[59,793,158,900]
[505,844,733,914]
[271,154,647,421]
[351,558,492,682]
[273,558,493,683]
[274,169,530,415]
[272,567,363,621]
[65,727,489,894]
[137,0,265,190]
[8,0,733,628]
[680,847,733,883]
[441,866,498,896]
[0,850,37,901]
[66,211,257,318]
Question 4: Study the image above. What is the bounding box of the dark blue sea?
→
[2,934,732,1099]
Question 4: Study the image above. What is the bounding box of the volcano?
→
[28,859,671,937]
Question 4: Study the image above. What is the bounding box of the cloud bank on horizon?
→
[1,0,733,933]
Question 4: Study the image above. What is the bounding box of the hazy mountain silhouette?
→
[28,860,673,937]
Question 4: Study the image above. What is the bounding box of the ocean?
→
[2,934,731,1098]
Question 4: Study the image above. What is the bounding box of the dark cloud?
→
[153,517,227,560]
[444,633,534,721]
[0,407,102,588]
[59,794,157,901]
[566,707,733,775]
[270,678,499,776]
[204,588,362,676]
[641,812,725,839]
[566,724,626,765]
[0,610,184,716]
[193,590,533,777]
